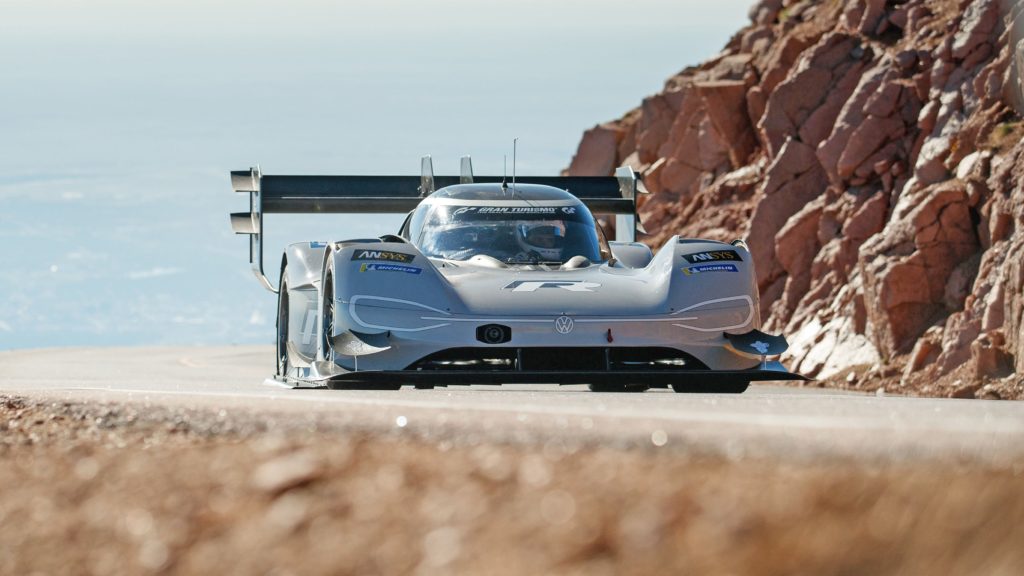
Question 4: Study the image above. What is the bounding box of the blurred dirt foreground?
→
[2,395,1022,576]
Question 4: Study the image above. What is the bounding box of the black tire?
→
[670,381,749,394]
[276,267,290,378]
[588,383,649,393]
[321,273,334,363]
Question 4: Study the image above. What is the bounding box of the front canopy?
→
[412,203,608,265]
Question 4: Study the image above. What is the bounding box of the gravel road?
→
[2,345,1023,465]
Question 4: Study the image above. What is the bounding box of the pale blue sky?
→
[0,0,751,349]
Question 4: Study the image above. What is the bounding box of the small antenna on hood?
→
[512,137,518,197]
[501,156,508,195]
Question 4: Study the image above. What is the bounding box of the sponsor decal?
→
[351,249,415,263]
[554,315,574,334]
[682,249,742,264]
[309,241,327,248]
[681,264,739,276]
[454,206,580,216]
[455,206,559,214]
[503,280,601,292]
[359,263,422,275]
[751,340,770,355]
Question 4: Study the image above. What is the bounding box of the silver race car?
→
[230,157,805,392]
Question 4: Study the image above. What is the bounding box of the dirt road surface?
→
[2,346,1023,575]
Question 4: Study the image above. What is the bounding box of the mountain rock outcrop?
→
[567,0,1024,399]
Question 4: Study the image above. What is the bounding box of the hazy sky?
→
[0,0,751,349]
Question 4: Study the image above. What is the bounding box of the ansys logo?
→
[682,250,742,264]
[351,250,415,264]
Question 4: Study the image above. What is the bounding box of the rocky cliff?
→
[567,0,1024,399]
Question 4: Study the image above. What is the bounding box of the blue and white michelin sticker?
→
[682,263,739,276]
[359,263,422,275]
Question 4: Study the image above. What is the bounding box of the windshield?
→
[414,204,606,264]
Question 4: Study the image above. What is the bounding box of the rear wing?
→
[230,156,646,292]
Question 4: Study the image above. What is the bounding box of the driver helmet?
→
[516,222,565,261]
[429,224,480,253]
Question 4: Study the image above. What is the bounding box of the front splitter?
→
[323,362,808,389]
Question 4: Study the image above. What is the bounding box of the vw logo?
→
[554,315,574,334]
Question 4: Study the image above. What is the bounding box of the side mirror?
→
[608,241,653,269]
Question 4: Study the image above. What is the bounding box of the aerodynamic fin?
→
[420,155,435,197]
[460,156,474,184]
[724,330,789,358]
[331,330,392,356]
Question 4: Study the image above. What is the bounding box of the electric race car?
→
[229,157,805,392]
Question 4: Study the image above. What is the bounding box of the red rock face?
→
[566,0,1024,399]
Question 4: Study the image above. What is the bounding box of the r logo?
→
[503,281,601,292]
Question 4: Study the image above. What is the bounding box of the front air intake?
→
[407,347,708,372]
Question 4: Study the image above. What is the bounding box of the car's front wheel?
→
[276,266,290,378]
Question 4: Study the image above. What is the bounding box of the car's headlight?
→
[671,295,754,333]
[346,295,451,332]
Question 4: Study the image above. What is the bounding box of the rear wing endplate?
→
[230,157,645,292]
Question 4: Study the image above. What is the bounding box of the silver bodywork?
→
[231,161,804,390]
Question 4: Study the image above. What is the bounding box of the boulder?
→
[759,33,867,157]
[747,139,828,290]
[567,123,622,176]
[902,325,944,382]
[914,136,952,184]
[837,114,907,179]
[636,93,678,163]
[859,183,979,356]
[816,63,888,184]
[971,331,1013,379]
[749,0,784,25]
[841,191,888,243]
[857,0,888,36]
[695,80,757,168]
[951,0,1000,61]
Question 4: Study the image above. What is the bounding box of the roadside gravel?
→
[2,395,1022,576]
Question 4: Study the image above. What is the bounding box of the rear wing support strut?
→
[230,166,278,293]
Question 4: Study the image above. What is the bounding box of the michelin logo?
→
[359,263,422,275]
[682,264,739,276]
